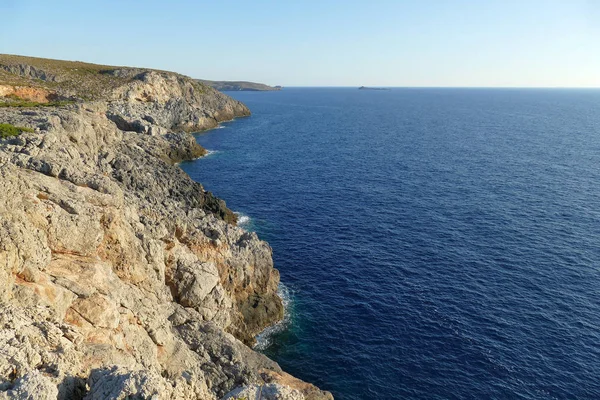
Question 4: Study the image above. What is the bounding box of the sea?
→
[180,88,600,400]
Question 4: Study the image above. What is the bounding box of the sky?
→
[1,0,599,87]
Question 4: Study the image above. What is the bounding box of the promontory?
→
[0,54,331,400]
[198,80,282,92]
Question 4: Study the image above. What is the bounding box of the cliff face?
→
[0,55,331,400]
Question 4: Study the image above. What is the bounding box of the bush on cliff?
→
[0,123,33,138]
[0,98,74,108]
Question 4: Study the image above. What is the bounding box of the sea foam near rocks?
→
[205,149,220,157]
[255,283,293,351]
[234,211,252,228]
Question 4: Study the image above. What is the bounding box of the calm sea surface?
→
[181,88,600,400]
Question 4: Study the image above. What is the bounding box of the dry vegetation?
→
[0,54,212,103]
[0,54,125,100]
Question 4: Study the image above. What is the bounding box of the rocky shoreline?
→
[0,55,331,399]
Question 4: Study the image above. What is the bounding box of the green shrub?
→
[0,99,74,108]
[0,123,34,138]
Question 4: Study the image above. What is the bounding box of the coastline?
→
[0,55,331,399]
[174,117,245,166]
[179,111,292,351]
[255,283,294,351]
[183,120,292,354]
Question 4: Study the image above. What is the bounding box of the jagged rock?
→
[222,384,304,400]
[84,366,211,400]
[70,295,120,329]
[259,370,334,400]
[173,259,221,307]
[108,70,250,133]
[0,371,58,400]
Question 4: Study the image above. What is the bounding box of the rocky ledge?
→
[0,55,331,399]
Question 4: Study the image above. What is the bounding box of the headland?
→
[0,54,331,400]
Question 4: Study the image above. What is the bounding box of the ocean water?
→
[180,88,600,400]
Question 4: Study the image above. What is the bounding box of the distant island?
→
[198,80,282,91]
[359,86,390,90]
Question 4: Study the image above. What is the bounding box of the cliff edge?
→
[0,55,331,400]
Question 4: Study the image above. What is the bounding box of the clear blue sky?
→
[1,0,599,87]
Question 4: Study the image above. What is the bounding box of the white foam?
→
[234,212,251,227]
[204,149,219,157]
[254,283,293,351]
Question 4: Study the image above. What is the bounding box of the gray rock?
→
[0,371,59,400]
[84,367,166,400]
[222,384,304,400]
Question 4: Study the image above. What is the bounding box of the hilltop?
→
[0,54,211,101]
[0,54,249,132]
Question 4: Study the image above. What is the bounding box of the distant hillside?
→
[0,53,216,102]
[0,53,249,132]
[199,80,282,91]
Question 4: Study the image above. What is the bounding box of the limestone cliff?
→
[0,55,331,400]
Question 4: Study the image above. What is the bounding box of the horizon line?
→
[257,86,600,89]
[3,53,598,90]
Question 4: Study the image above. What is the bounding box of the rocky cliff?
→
[0,55,331,399]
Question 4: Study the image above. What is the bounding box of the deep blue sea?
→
[181,88,600,400]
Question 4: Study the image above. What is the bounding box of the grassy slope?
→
[0,54,211,101]
[0,54,126,100]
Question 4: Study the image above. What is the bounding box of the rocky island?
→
[198,80,282,92]
[358,86,390,90]
[0,54,331,400]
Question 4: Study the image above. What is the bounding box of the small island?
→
[359,86,390,90]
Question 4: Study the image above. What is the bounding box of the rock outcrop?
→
[0,55,331,399]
